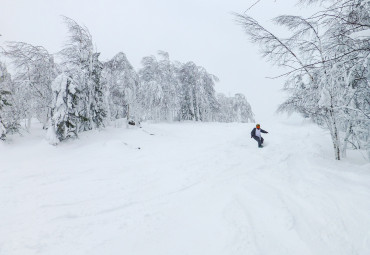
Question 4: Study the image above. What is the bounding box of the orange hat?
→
[256,124,260,128]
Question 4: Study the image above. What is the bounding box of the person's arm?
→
[261,129,268,134]
[251,128,255,138]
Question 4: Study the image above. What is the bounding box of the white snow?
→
[1,118,369,255]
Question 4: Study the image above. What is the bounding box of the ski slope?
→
[1,118,370,255]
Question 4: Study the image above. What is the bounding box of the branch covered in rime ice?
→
[234,13,314,80]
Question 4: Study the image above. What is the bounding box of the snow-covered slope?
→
[1,119,369,255]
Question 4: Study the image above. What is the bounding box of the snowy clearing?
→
[1,119,370,255]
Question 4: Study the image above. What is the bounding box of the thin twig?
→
[244,0,262,13]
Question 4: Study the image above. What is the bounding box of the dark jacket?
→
[251,128,268,138]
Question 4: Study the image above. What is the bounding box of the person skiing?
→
[251,124,268,148]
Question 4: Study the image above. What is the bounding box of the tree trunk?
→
[126,104,130,128]
[341,122,352,159]
[26,117,32,132]
[329,109,341,160]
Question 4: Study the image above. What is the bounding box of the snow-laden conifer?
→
[90,53,106,129]
[60,16,106,132]
[48,73,79,143]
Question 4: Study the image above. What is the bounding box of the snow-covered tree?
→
[90,53,106,129]
[215,93,254,123]
[215,93,234,122]
[233,93,255,123]
[236,0,370,160]
[137,55,165,121]
[177,62,199,121]
[48,73,79,144]
[1,42,58,129]
[157,51,181,121]
[196,66,220,121]
[137,52,198,122]
[177,61,219,121]
[0,62,21,139]
[102,52,139,122]
[0,65,11,140]
[60,16,107,131]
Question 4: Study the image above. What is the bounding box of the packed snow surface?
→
[1,119,370,255]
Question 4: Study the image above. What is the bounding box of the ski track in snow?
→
[0,119,369,255]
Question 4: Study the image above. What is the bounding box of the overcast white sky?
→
[0,0,311,120]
